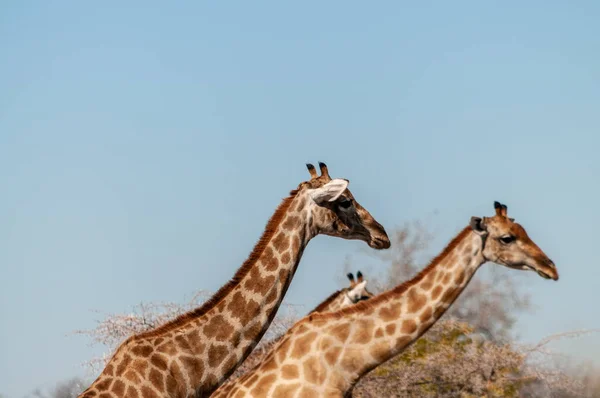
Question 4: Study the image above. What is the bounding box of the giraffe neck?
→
[210,228,487,398]
[175,192,316,396]
[79,190,321,398]
[308,289,349,314]
[327,227,485,390]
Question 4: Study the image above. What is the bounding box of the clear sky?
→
[1,1,599,396]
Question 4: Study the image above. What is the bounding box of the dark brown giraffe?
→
[78,162,390,398]
[212,201,558,398]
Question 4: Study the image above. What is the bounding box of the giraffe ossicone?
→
[78,162,390,398]
[212,201,558,398]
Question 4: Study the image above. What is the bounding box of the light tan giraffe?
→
[212,201,559,398]
[77,162,390,398]
[309,271,374,314]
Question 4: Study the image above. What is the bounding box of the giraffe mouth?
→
[502,259,558,281]
[521,264,558,281]
[535,268,552,279]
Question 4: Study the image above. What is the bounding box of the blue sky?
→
[1,1,599,396]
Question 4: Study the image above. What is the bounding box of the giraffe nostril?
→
[371,236,391,249]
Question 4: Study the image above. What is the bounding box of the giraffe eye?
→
[338,198,352,209]
[500,235,515,244]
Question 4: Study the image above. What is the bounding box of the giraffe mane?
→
[133,188,301,340]
[308,288,347,314]
[308,226,473,321]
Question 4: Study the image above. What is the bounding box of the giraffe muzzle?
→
[523,262,559,281]
[370,235,391,249]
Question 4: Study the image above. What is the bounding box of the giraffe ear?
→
[470,216,488,236]
[310,178,349,204]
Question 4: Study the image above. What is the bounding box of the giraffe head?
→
[299,162,390,249]
[470,201,558,281]
[344,271,374,305]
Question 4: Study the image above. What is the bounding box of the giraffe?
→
[228,270,375,384]
[78,162,390,398]
[212,201,559,398]
[310,271,374,314]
